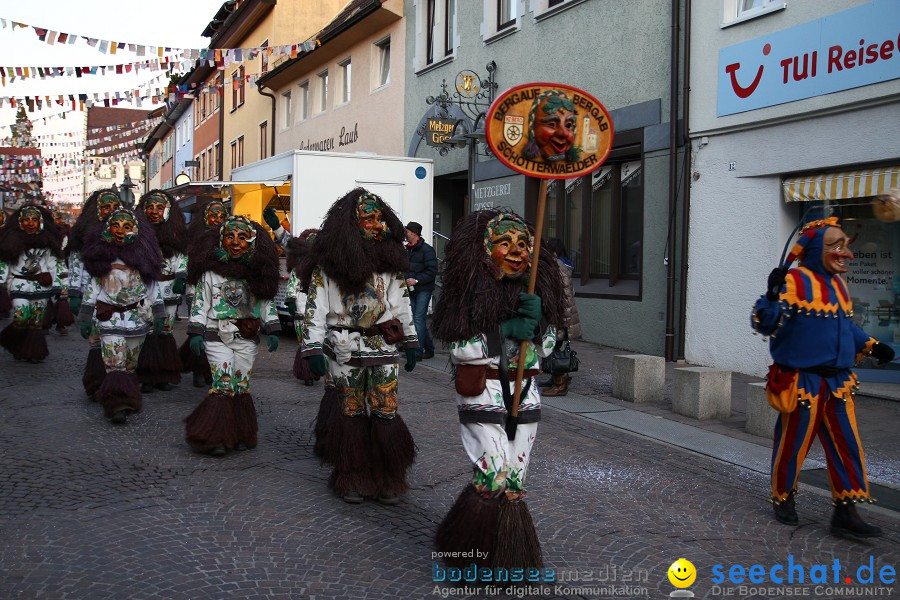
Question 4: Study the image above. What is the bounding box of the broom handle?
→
[511,178,549,418]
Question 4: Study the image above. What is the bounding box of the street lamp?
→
[119,173,136,209]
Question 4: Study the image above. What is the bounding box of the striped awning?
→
[782,166,900,202]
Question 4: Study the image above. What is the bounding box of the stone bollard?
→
[745,381,779,438]
[673,367,732,420]
[612,354,665,403]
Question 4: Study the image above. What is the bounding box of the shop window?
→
[541,131,643,298]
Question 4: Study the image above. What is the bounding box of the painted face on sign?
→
[822,226,854,274]
[143,196,169,224]
[488,220,532,279]
[19,207,42,235]
[357,193,389,241]
[221,220,254,259]
[206,202,227,228]
[533,94,577,162]
[97,193,121,221]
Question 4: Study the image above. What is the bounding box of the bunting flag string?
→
[0,17,320,69]
[0,54,186,85]
[88,116,161,134]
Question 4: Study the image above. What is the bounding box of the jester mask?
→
[357,192,390,241]
[101,208,139,246]
[216,216,257,262]
[18,205,44,235]
[96,191,121,221]
[143,192,171,224]
[483,213,533,280]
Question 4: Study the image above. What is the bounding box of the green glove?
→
[262,207,281,231]
[267,334,279,352]
[404,348,417,372]
[69,296,82,314]
[516,293,542,322]
[153,318,165,335]
[189,334,205,357]
[79,321,91,339]
[285,298,297,318]
[172,277,186,295]
[501,317,538,342]
[308,354,328,377]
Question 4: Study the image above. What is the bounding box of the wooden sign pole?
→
[507,178,549,440]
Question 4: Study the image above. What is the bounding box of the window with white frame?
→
[338,58,351,105]
[298,80,309,120]
[419,0,457,69]
[722,0,785,25]
[282,90,293,128]
[374,37,391,87]
[498,0,516,30]
[317,70,328,113]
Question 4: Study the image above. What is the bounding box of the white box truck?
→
[230,150,435,328]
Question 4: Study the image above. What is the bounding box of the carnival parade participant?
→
[0,209,9,320]
[67,189,122,396]
[0,204,64,363]
[184,215,280,457]
[136,190,188,392]
[752,216,892,538]
[181,199,228,388]
[300,188,418,505]
[78,208,164,424]
[41,209,74,336]
[431,209,565,570]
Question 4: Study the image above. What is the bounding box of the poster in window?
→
[486,82,613,179]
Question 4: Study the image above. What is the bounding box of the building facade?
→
[685,0,900,381]
[259,0,406,158]
[403,0,689,356]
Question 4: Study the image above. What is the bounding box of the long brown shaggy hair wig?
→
[431,208,565,343]
[81,209,163,282]
[303,187,409,295]
[66,188,119,258]
[0,204,64,263]
[136,189,187,258]
[286,228,318,292]
[187,218,280,300]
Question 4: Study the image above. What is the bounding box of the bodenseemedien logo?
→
[667,558,696,598]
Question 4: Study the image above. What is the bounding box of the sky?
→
[0,0,227,201]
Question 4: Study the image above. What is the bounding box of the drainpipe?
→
[665,0,681,361]
[677,0,692,360]
[256,83,277,158]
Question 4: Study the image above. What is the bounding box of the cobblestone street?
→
[0,325,897,600]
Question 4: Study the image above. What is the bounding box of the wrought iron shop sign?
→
[425,118,458,147]
[486,82,613,179]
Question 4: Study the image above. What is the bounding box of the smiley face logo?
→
[667,558,696,588]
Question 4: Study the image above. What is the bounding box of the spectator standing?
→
[541,238,581,396]
[405,221,437,360]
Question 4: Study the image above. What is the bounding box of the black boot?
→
[773,492,798,526]
[831,501,882,538]
[193,372,207,388]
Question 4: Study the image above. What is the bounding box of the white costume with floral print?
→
[0,248,62,325]
[81,261,164,373]
[188,271,278,394]
[158,252,188,332]
[450,326,556,495]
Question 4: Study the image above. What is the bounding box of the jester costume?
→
[135,190,187,391]
[185,215,281,456]
[287,229,338,461]
[431,209,565,571]
[68,189,122,395]
[181,200,228,388]
[0,204,64,363]
[78,208,165,424]
[300,188,418,504]
[752,216,891,538]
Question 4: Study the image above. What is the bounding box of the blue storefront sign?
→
[718,0,900,116]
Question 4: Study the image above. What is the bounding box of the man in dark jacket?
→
[405,222,437,359]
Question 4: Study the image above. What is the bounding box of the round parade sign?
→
[485,82,614,179]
